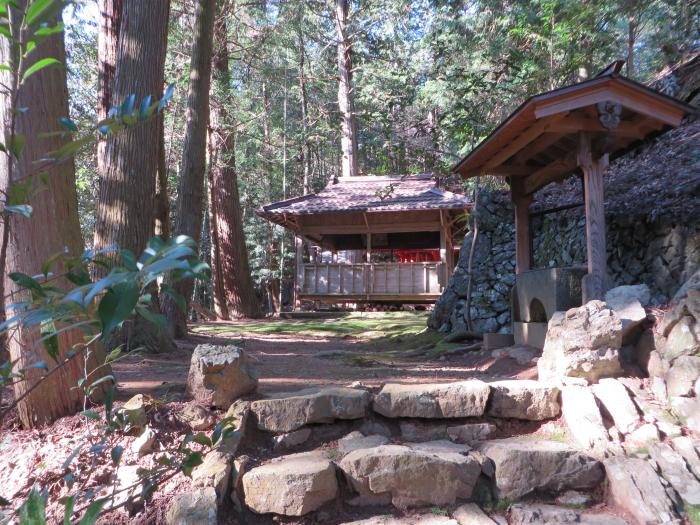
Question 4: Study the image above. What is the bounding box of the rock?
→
[670,396,700,433]
[477,438,604,500]
[538,301,623,383]
[359,419,393,437]
[166,487,217,525]
[400,421,448,442]
[647,350,668,378]
[665,315,699,362]
[408,440,471,454]
[186,344,257,408]
[273,428,312,450]
[242,451,338,516]
[649,442,700,504]
[592,379,640,434]
[671,436,700,479]
[555,490,592,507]
[111,465,142,510]
[341,516,459,525]
[604,456,679,525]
[666,355,700,397]
[453,503,497,525]
[251,387,370,432]
[656,420,682,439]
[192,448,232,501]
[605,284,650,337]
[561,386,609,454]
[486,380,560,421]
[447,423,496,444]
[508,504,578,524]
[120,394,149,428]
[174,405,216,431]
[339,443,481,508]
[131,426,156,456]
[625,423,660,451]
[373,380,490,418]
[231,455,252,511]
[338,431,389,455]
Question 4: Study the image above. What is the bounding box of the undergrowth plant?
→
[0,1,229,523]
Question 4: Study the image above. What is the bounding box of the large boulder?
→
[561,386,610,454]
[666,355,700,398]
[186,344,257,408]
[477,439,604,500]
[338,432,390,455]
[242,451,338,516]
[447,423,496,445]
[339,442,481,508]
[453,504,497,525]
[649,442,700,505]
[166,487,217,525]
[342,516,459,525]
[486,380,560,421]
[538,301,623,383]
[604,457,679,525]
[251,387,371,432]
[592,378,640,434]
[508,504,629,525]
[373,381,490,418]
[604,284,650,338]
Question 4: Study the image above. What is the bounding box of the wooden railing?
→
[300,262,444,297]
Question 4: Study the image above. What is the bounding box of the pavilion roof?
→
[257,174,472,220]
[452,69,697,196]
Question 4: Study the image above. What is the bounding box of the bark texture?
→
[0,6,109,428]
[163,0,216,338]
[336,0,359,178]
[93,0,170,255]
[207,14,261,319]
[97,0,122,179]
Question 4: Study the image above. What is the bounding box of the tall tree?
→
[0,3,107,428]
[208,10,262,319]
[93,0,171,351]
[163,0,216,337]
[336,0,359,177]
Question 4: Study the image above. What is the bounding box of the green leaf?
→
[9,272,42,292]
[110,445,123,465]
[58,116,77,132]
[40,251,62,276]
[135,305,165,329]
[61,495,76,525]
[39,319,59,361]
[65,267,91,286]
[48,135,92,160]
[157,83,175,113]
[24,0,53,25]
[180,451,203,477]
[77,498,108,525]
[98,282,139,337]
[160,284,186,312]
[21,57,61,81]
[8,133,26,159]
[33,22,62,37]
[3,204,32,217]
[119,249,137,271]
[191,432,212,447]
[18,488,45,525]
[79,410,100,420]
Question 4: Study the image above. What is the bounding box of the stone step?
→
[476,438,604,500]
[250,386,371,432]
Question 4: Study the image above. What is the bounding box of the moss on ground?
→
[192,312,458,356]
[688,504,700,525]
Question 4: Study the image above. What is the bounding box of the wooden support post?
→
[294,236,303,309]
[439,227,448,283]
[511,179,532,274]
[332,250,338,263]
[365,233,371,263]
[578,132,609,301]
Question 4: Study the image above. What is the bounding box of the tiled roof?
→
[258,174,472,217]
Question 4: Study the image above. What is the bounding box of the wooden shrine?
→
[257,174,472,304]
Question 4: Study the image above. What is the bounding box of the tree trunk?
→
[155,113,170,239]
[298,29,312,193]
[163,0,216,338]
[93,0,172,352]
[0,5,109,428]
[208,13,262,319]
[97,0,122,182]
[335,0,358,178]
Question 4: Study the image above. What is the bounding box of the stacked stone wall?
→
[429,191,700,333]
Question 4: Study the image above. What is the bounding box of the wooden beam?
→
[522,153,578,195]
[546,116,645,137]
[294,236,303,309]
[483,165,533,176]
[299,221,442,235]
[513,132,564,163]
[511,179,532,274]
[578,132,609,301]
[482,114,567,172]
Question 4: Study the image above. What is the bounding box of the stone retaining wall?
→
[429,191,700,333]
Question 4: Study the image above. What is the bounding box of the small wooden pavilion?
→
[257,174,471,305]
[454,64,696,307]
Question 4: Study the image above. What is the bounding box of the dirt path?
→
[114,316,537,399]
